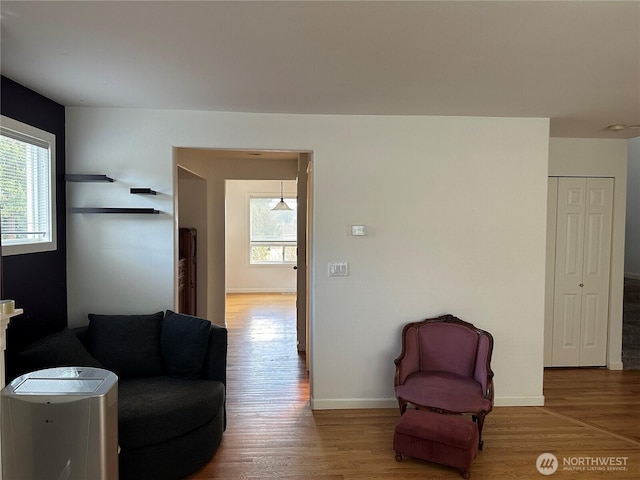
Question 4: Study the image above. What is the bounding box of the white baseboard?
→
[607,361,623,371]
[310,397,398,410]
[310,395,546,410]
[494,395,545,407]
[625,272,640,280]
[226,288,297,294]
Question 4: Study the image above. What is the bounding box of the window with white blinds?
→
[0,116,56,255]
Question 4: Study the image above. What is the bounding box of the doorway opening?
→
[175,148,312,405]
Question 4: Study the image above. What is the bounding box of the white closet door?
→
[579,178,613,365]
[551,177,613,366]
[552,178,586,366]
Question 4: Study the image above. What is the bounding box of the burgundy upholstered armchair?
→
[394,314,494,449]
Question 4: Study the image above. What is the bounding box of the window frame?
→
[0,115,57,256]
[248,194,297,266]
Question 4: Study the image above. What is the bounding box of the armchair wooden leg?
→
[473,414,486,450]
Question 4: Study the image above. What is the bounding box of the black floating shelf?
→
[65,174,114,182]
[72,207,159,214]
[130,188,157,195]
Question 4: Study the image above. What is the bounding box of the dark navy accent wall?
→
[1,76,67,380]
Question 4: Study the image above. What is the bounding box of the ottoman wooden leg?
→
[395,452,403,462]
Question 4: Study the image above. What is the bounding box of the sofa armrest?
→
[71,326,90,348]
[16,327,103,378]
[202,324,227,386]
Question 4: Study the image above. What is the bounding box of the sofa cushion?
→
[117,377,225,450]
[19,328,104,373]
[162,310,211,379]
[88,312,164,378]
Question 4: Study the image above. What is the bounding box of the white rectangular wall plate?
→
[328,262,349,276]
[351,225,367,236]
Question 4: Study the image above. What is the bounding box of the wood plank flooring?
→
[188,293,640,479]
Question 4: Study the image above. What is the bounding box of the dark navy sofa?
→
[15,310,227,480]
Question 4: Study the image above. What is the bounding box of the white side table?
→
[0,308,23,480]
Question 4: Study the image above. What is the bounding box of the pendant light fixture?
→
[272,180,292,211]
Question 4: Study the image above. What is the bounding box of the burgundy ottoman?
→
[393,409,479,479]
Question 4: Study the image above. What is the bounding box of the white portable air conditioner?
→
[1,367,118,480]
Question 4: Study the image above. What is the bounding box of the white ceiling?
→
[1,1,638,138]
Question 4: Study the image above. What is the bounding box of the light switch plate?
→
[328,262,349,276]
[351,225,367,236]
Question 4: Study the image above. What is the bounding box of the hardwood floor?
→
[543,368,640,442]
[188,293,640,479]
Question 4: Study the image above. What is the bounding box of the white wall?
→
[66,108,550,408]
[547,138,628,370]
[65,111,175,325]
[626,137,640,278]
[226,179,298,293]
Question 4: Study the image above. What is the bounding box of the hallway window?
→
[249,196,297,264]
[0,116,56,255]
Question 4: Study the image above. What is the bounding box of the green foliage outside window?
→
[1,134,50,243]
[0,136,28,240]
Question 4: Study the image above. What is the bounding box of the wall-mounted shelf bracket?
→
[130,188,157,195]
[72,207,159,214]
[65,174,114,182]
